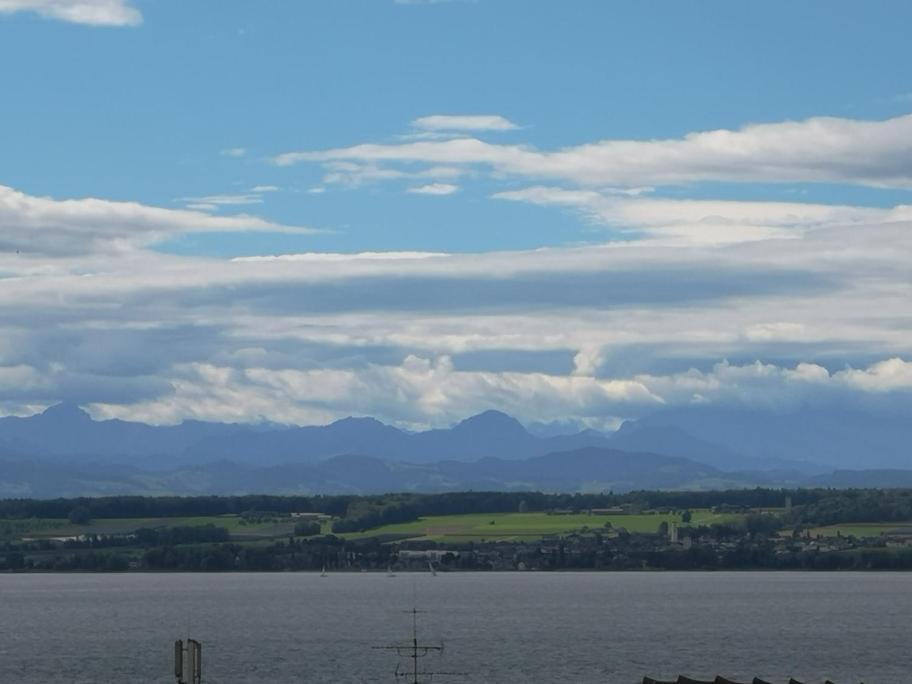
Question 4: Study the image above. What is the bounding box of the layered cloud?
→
[90,356,912,429]
[0,0,141,26]
[317,160,466,187]
[407,183,459,195]
[0,185,315,257]
[0,176,910,426]
[493,188,911,245]
[3,109,912,427]
[178,193,265,210]
[412,115,519,132]
[275,113,912,190]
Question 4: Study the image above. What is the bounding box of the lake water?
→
[0,572,909,683]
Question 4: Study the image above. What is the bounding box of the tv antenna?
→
[373,608,465,683]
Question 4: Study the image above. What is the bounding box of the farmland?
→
[1,513,312,544]
[340,509,737,542]
[7,507,912,548]
[4,489,912,572]
[1,510,738,545]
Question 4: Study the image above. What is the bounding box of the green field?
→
[340,509,736,542]
[3,508,743,545]
[1,514,303,542]
[12,511,912,544]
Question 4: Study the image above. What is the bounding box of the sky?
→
[0,0,911,428]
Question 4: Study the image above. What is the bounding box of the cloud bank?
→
[0,172,910,427]
[2,110,911,427]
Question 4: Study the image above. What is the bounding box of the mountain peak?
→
[332,416,384,427]
[327,416,392,433]
[325,416,402,439]
[453,410,528,436]
[40,402,92,423]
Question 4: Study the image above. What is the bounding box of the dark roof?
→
[643,676,823,684]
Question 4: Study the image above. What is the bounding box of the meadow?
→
[7,507,911,547]
[1,509,741,545]
[2,514,300,542]
[339,509,737,542]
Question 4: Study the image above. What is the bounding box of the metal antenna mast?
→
[373,608,465,684]
[174,638,202,684]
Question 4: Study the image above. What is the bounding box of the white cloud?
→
[179,194,264,207]
[0,364,46,390]
[233,251,446,264]
[412,114,519,132]
[629,359,912,412]
[837,358,912,393]
[89,356,912,428]
[275,113,912,190]
[0,184,315,257]
[91,356,662,426]
[495,188,889,230]
[407,183,459,195]
[322,162,409,186]
[0,0,140,26]
[319,161,466,187]
[220,147,247,158]
[493,187,898,245]
[572,347,605,377]
[251,185,281,193]
[1,180,910,426]
[743,322,808,343]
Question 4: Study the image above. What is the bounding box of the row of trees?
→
[4,488,912,531]
[0,494,356,521]
[782,489,912,526]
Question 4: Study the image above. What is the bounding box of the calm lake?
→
[0,572,909,683]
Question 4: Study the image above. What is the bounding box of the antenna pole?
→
[174,637,202,684]
[413,608,421,683]
[373,607,465,683]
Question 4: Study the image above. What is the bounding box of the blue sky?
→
[0,0,911,427]
[3,0,912,254]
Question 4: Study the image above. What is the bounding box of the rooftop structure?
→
[643,676,844,684]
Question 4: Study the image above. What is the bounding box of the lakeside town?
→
[4,489,912,572]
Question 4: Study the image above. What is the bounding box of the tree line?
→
[3,488,912,530]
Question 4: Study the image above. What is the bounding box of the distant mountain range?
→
[631,405,912,471]
[0,403,910,497]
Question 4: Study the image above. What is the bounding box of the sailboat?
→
[387,565,396,577]
[428,561,437,576]
[320,565,327,577]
